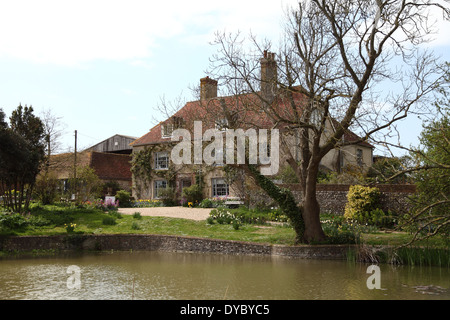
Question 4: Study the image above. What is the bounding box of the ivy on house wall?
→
[131,147,154,189]
[131,145,179,198]
[131,144,214,199]
[131,142,256,201]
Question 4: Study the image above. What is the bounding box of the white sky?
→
[0,0,448,154]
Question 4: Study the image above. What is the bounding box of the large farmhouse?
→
[131,52,373,201]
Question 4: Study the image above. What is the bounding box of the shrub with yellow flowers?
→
[64,223,76,233]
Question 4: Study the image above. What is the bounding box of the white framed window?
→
[154,180,167,198]
[211,178,229,197]
[161,124,174,138]
[155,151,169,170]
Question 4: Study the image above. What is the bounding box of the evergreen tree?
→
[0,105,46,212]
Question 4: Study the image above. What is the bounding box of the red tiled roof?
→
[132,91,302,146]
[132,88,373,148]
[130,122,168,147]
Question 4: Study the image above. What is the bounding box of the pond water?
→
[0,251,448,300]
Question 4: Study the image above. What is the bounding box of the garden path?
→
[118,206,212,221]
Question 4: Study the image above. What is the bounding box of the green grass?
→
[1,204,448,254]
[0,204,297,245]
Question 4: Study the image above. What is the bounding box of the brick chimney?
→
[200,76,218,100]
[260,50,277,103]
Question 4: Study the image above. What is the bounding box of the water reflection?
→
[0,251,448,300]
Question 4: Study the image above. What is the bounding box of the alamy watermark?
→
[170,121,280,175]
[366,265,381,290]
[66,265,81,289]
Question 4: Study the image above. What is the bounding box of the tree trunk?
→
[301,162,327,243]
[302,188,326,243]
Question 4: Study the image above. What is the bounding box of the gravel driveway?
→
[118,206,212,221]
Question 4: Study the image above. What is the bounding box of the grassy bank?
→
[0,203,448,266]
[0,204,297,245]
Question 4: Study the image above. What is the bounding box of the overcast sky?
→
[0,0,448,154]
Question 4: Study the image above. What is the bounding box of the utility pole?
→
[73,130,77,201]
[74,130,77,179]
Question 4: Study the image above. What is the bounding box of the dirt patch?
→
[118,206,212,221]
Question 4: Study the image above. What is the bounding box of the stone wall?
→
[246,184,416,214]
[276,184,416,215]
[0,234,353,260]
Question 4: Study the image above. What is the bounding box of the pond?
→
[0,251,448,300]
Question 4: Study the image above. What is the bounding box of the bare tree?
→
[202,0,449,243]
[385,63,449,247]
[40,108,67,171]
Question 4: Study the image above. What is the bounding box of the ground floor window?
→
[154,180,167,198]
[211,178,229,197]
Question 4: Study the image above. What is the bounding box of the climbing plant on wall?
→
[131,147,154,189]
[131,144,189,198]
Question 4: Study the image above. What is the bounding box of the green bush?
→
[321,216,360,244]
[102,216,116,225]
[181,184,203,205]
[199,198,213,208]
[132,212,142,219]
[0,213,28,230]
[34,173,60,205]
[27,215,51,227]
[158,187,177,206]
[115,190,132,208]
[275,165,299,183]
[344,185,384,226]
[209,206,273,225]
[199,197,226,208]
[267,209,288,222]
[231,207,268,224]
[209,207,237,225]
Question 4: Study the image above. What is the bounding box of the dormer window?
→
[215,118,228,131]
[161,116,184,138]
[161,124,174,138]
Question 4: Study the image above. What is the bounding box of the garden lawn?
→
[1,204,447,249]
[1,205,297,245]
